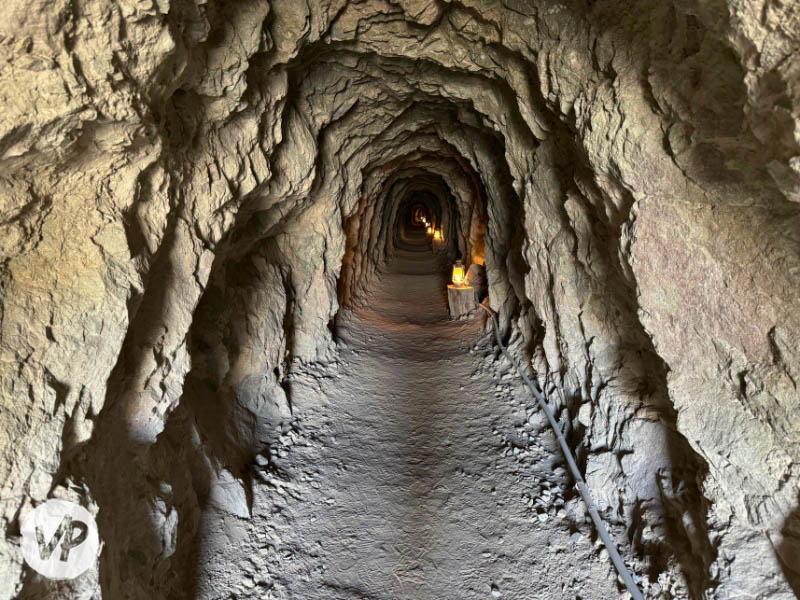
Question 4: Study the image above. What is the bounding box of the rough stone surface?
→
[0,1,798,598]
[190,252,629,599]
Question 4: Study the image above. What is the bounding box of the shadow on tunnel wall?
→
[50,209,216,599]
[52,193,298,599]
[530,106,719,598]
[524,0,799,595]
[151,233,296,598]
[776,495,800,597]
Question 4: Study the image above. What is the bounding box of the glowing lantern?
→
[426,225,434,235]
[433,229,443,241]
[452,260,467,286]
[411,204,427,226]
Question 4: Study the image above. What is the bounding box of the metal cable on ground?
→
[479,303,645,600]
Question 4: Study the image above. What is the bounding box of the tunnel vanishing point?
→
[1,1,799,599]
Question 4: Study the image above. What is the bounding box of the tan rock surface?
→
[0,1,797,598]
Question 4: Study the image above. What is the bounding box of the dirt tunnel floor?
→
[193,251,625,599]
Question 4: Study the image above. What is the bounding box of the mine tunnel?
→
[1,2,799,600]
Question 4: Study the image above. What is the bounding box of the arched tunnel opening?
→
[1,2,799,600]
[394,196,435,252]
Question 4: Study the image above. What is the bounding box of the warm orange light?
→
[426,225,434,235]
[433,229,443,241]
[452,260,466,286]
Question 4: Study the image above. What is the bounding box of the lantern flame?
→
[433,229,443,241]
[452,260,466,286]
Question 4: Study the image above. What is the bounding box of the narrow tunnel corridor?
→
[192,247,619,599]
[1,2,799,600]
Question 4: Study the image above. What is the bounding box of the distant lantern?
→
[427,225,434,235]
[452,260,466,286]
[433,229,443,241]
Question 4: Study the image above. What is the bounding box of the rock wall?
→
[0,1,798,598]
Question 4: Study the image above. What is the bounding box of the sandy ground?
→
[193,250,627,599]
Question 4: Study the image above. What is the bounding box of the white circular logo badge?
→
[20,499,99,579]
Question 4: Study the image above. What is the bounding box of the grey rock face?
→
[0,0,798,598]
